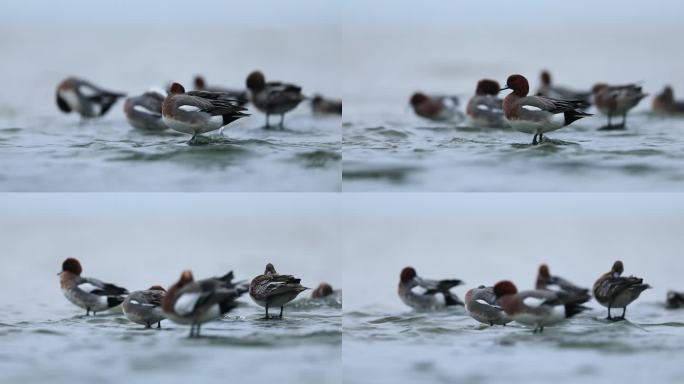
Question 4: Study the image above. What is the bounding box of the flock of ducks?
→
[398,261,681,333]
[55,72,342,143]
[58,258,337,337]
[410,70,684,145]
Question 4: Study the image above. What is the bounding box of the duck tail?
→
[564,302,589,319]
[443,291,464,307]
[564,109,592,126]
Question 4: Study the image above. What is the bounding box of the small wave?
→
[294,150,341,168]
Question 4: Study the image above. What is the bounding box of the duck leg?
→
[157,321,161,329]
[538,132,544,143]
[532,134,539,145]
[279,114,285,129]
[85,308,90,316]
[265,114,271,128]
[606,305,612,320]
[265,304,270,319]
[619,306,627,320]
[196,324,201,337]
[279,306,284,319]
[188,324,195,338]
[621,113,627,128]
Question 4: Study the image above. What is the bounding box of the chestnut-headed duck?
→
[466,79,506,128]
[465,285,511,326]
[501,74,591,145]
[536,264,591,304]
[162,270,247,337]
[245,71,305,129]
[56,77,125,119]
[161,82,249,142]
[652,86,684,115]
[592,83,647,130]
[494,280,588,333]
[409,92,464,122]
[311,282,334,299]
[58,258,128,316]
[311,95,342,115]
[593,260,650,321]
[398,266,464,310]
[249,263,308,319]
[122,285,166,328]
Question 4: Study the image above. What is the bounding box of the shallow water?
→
[1,298,341,384]
[341,195,684,383]
[0,25,341,191]
[342,25,684,191]
[0,195,342,384]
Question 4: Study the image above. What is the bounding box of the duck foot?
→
[598,122,626,131]
[187,134,211,145]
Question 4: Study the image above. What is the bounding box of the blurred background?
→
[343,0,684,113]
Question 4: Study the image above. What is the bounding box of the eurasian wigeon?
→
[249,263,308,319]
[652,86,684,115]
[123,88,168,131]
[536,264,591,304]
[245,71,305,129]
[465,79,506,127]
[311,282,334,299]
[666,291,684,309]
[593,260,650,321]
[398,266,464,310]
[464,285,511,326]
[311,95,342,115]
[501,74,591,145]
[194,75,248,106]
[493,280,588,333]
[58,258,128,316]
[592,83,647,130]
[56,77,125,119]
[122,285,166,328]
[161,82,249,142]
[409,92,464,122]
[162,270,247,337]
[536,70,591,106]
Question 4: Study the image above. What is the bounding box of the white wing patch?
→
[522,297,546,308]
[174,292,201,316]
[522,105,543,112]
[179,105,201,112]
[78,282,100,293]
[476,104,490,111]
[130,300,140,305]
[133,105,160,116]
[78,85,98,97]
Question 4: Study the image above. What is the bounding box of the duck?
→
[311,282,334,299]
[397,266,464,310]
[465,79,505,127]
[193,75,248,106]
[501,74,591,144]
[161,82,249,141]
[666,291,684,309]
[249,263,308,319]
[592,83,647,130]
[535,264,591,304]
[122,285,166,328]
[409,92,463,122]
[535,70,591,105]
[56,77,126,120]
[464,285,511,326]
[494,280,588,333]
[652,86,684,115]
[245,71,305,129]
[593,260,650,321]
[311,95,342,115]
[162,270,247,337]
[123,88,168,131]
[58,258,128,316]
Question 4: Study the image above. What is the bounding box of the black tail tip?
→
[564,303,589,318]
